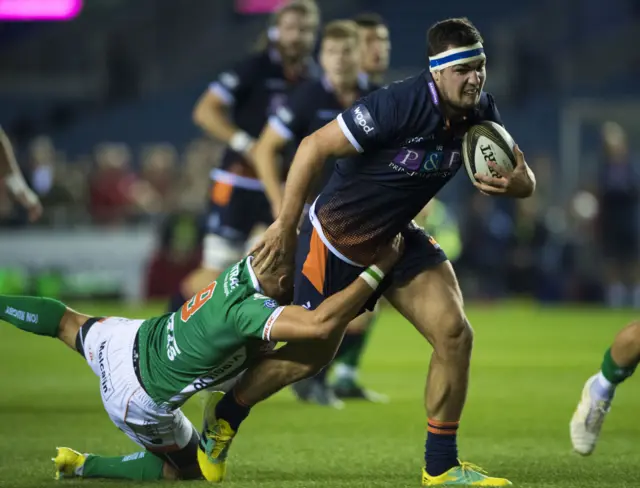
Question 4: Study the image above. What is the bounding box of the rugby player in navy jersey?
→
[199,18,535,486]
[253,16,391,405]
[168,0,320,312]
[252,19,381,407]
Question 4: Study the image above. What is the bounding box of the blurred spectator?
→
[596,122,640,308]
[26,136,80,225]
[145,212,203,299]
[141,143,178,212]
[507,195,549,297]
[174,138,222,212]
[458,192,513,301]
[89,143,160,225]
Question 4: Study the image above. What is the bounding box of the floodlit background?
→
[0,2,638,487]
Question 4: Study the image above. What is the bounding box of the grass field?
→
[0,301,639,488]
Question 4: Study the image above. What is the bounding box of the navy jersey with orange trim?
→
[268,76,377,196]
[209,49,319,178]
[314,70,503,265]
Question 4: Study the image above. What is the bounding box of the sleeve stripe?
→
[336,113,364,153]
[262,306,285,341]
[208,82,235,106]
[268,116,294,141]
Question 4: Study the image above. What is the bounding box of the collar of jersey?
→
[245,256,264,293]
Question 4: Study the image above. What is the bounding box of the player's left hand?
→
[473,144,535,198]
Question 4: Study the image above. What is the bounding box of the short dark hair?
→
[427,17,483,57]
[352,12,386,29]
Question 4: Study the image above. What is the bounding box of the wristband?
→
[359,265,385,290]
[229,131,255,155]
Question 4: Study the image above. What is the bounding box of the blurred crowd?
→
[0,137,221,228]
[1,120,638,308]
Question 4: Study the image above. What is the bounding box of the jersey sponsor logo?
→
[390,148,461,179]
[403,136,426,145]
[181,281,217,322]
[168,348,248,405]
[220,72,239,89]
[224,263,241,296]
[262,306,284,341]
[166,314,182,361]
[352,104,375,135]
[4,306,38,324]
[98,340,114,401]
[263,299,278,309]
[253,293,278,309]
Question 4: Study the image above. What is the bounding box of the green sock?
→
[336,327,373,369]
[82,452,164,480]
[0,295,66,338]
[601,348,637,384]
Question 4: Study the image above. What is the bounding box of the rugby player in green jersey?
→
[0,235,403,481]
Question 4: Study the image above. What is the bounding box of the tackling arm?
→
[267,234,403,342]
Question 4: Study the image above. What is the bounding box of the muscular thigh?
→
[385,261,465,344]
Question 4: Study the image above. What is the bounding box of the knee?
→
[431,312,473,360]
[162,462,180,480]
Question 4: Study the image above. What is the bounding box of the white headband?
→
[429,42,486,72]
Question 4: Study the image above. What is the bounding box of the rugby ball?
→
[462,121,516,183]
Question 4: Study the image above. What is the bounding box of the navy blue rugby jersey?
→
[268,75,377,197]
[209,48,319,180]
[312,70,503,265]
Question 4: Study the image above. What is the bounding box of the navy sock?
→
[168,291,186,313]
[425,419,460,477]
[215,389,251,432]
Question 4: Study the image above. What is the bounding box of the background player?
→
[322,12,392,402]
[0,127,42,222]
[209,17,535,486]
[571,320,639,455]
[0,236,403,481]
[169,0,320,312]
[252,18,384,405]
[353,12,391,85]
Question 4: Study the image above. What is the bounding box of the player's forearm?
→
[311,265,387,340]
[253,143,284,213]
[0,129,19,179]
[193,102,239,144]
[0,129,29,193]
[277,135,325,230]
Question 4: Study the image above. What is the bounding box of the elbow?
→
[299,133,323,159]
[310,312,340,341]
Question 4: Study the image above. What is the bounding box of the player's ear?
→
[278,272,294,302]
